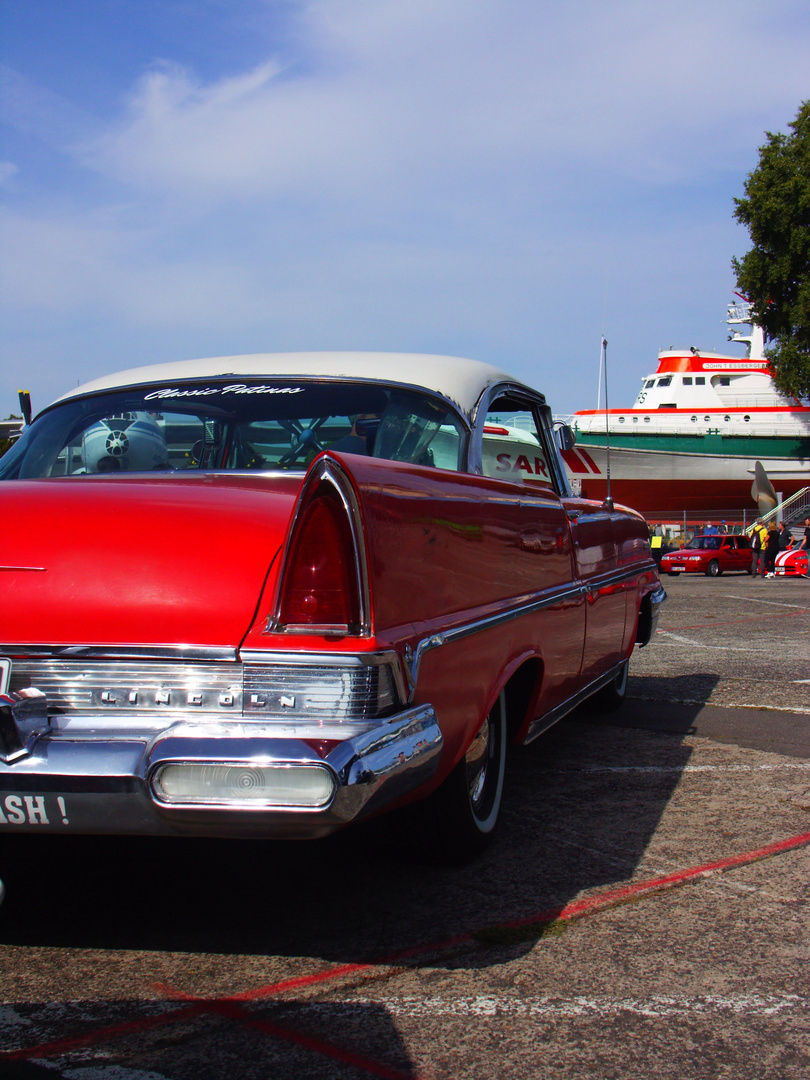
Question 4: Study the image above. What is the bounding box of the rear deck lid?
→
[1,473,301,648]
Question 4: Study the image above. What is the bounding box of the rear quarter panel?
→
[273,455,586,772]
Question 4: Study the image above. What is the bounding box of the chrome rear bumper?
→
[0,702,442,838]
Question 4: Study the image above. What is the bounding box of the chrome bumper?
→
[0,700,443,838]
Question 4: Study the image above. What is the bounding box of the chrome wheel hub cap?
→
[466,717,491,806]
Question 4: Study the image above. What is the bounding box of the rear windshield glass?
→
[0,380,467,479]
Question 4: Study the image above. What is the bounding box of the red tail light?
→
[273,458,368,635]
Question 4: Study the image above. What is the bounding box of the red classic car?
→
[0,353,664,860]
[660,534,753,577]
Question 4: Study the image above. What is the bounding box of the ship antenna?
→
[602,336,613,510]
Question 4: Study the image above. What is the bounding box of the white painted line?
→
[656,632,759,653]
[530,763,810,774]
[628,694,808,714]
[312,993,806,1020]
[726,595,810,610]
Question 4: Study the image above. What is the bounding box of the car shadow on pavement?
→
[0,674,721,963]
[0,675,722,1078]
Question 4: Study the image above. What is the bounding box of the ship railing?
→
[727,302,754,323]
[714,394,797,409]
[745,486,810,532]
[575,419,802,438]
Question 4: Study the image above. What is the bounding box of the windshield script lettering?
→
[144,385,305,400]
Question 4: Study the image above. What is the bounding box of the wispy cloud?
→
[1,0,808,410]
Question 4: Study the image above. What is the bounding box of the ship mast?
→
[727,296,765,360]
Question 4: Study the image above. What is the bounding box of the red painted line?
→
[0,1002,205,1061]
[242,1014,424,1080]
[495,829,810,932]
[370,830,810,960]
[230,963,372,1003]
[159,987,430,1080]
[5,828,809,1067]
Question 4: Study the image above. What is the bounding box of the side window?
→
[482,397,553,488]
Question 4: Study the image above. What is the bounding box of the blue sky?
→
[1,0,809,418]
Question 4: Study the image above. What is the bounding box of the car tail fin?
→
[269,455,369,636]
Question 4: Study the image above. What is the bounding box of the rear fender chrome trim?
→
[239,648,408,708]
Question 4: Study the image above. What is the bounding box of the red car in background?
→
[660,534,753,576]
[0,352,664,861]
[775,547,808,576]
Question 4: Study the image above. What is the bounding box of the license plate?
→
[0,658,9,695]
[672,565,686,572]
[0,793,69,827]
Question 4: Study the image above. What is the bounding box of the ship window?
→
[691,415,697,422]
[704,415,710,422]
[618,416,625,423]
[632,416,639,423]
[660,403,677,409]
[683,377,693,385]
[657,377,672,387]
[719,377,730,386]
[724,415,730,422]
[744,415,751,422]
[695,377,705,385]
[644,417,650,423]
[645,380,655,389]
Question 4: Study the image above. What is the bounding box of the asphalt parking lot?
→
[1,574,808,1079]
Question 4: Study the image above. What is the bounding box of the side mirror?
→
[553,422,576,451]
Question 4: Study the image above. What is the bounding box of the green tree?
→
[732,100,810,401]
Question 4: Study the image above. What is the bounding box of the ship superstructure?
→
[564,301,810,516]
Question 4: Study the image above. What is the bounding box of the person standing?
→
[799,517,810,551]
[751,520,765,575]
[778,521,793,552]
[764,522,780,578]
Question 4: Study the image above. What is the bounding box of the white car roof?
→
[54,351,535,422]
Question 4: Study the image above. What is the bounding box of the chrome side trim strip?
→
[523,660,627,743]
[404,582,587,696]
[585,560,658,592]
[403,561,660,695]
